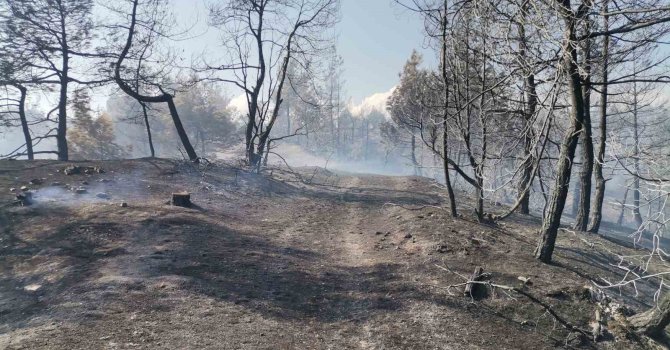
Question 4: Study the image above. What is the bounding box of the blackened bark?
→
[440,1,457,218]
[13,84,33,160]
[588,5,609,233]
[573,90,594,231]
[165,96,198,161]
[632,80,643,227]
[140,102,155,158]
[574,18,594,231]
[535,3,585,263]
[57,11,70,161]
[411,133,420,176]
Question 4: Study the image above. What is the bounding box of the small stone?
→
[404,233,413,239]
[119,202,128,208]
[96,193,110,199]
[375,231,384,235]
[24,284,41,292]
[20,186,29,191]
[417,215,425,219]
[29,178,43,185]
[81,181,89,185]
[74,188,87,194]
[436,244,448,253]
[9,188,16,193]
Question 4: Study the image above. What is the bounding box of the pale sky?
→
[171,0,435,105]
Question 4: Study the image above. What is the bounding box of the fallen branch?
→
[435,264,593,338]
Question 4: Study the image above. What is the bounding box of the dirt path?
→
[0,160,658,349]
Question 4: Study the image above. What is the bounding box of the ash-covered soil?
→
[0,159,663,349]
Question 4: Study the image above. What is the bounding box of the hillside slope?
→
[0,159,663,349]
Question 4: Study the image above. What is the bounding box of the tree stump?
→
[172,192,191,208]
[16,191,33,206]
[464,266,486,299]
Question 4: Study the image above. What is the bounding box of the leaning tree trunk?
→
[535,7,585,263]
[166,96,198,161]
[588,6,609,233]
[14,84,33,160]
[629,293,670,339]
[114,0,198,162]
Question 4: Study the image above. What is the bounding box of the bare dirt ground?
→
[0,159,664,349]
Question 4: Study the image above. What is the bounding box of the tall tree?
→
[587,0,610,233]
[2,0,94,160]
[109,0,199,162]
[208,0,339,168]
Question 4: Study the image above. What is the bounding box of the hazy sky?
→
[335,0,435,103]
[172,0,435,105]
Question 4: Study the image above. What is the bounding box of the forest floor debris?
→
[0,159,666,349]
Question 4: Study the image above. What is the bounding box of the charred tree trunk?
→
[442,116,457,217]
[535,5,585,263]
[57,38,70,161]
[165,96,198,162]
[574,22,594,232]
[140,102,155,158]
[517,1,537,215]
[632,85,643,227]
[411,133,420,176]
[440,2,457,218]
[571,160,581,217]
[588,7,609,233]
[14,84,33,160]
[114,0,198,163]
[475,175,485,222]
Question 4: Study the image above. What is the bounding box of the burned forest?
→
[3,0,670,348]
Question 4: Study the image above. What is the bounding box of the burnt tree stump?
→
[464,266,486,299]
[16,191,33,206]
[172,192,191,208]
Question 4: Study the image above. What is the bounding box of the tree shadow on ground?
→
[0,206,130,333]
[0,204,467,335]
[141,215,457,323]
[555,246,656,309]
